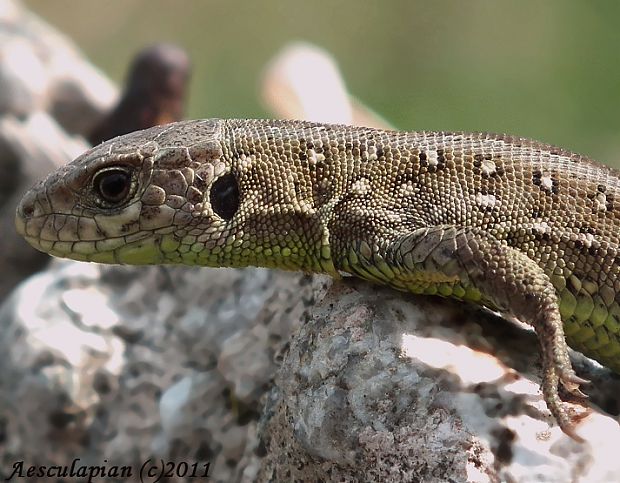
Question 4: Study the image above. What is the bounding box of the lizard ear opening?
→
[210,173,239,220]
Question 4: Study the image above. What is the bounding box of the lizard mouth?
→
[15,202,167,265]
[18,226,169,265]
[15,181,166,264]
[14,210,27,238]
[16,184,185,265]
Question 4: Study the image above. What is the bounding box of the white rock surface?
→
[258,279,620,482]
[0,262,313,482]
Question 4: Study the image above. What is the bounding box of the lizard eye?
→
[210,173,239,220]
[93,167,133,205]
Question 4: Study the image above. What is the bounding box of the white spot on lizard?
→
[399,182,416,197]
[475,193,498,210]
[532,220,552,235]
[351,178,371,195]
[308,149,325,164]
[386,212,402,223]
[367,145,378,161]
[481,159,497,176]
[595,192,608,212]
[427,150,439,167]
[541,176,554,191]
[577,232,596,248]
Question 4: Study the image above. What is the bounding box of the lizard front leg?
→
[348,226,588,440]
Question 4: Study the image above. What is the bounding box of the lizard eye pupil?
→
[210,173,239,220]
[94,168,132,204]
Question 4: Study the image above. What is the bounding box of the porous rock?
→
[0,261,314,482]
[257,278,620,482]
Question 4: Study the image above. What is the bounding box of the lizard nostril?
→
[22,203,34,218]
[17,191,37,219]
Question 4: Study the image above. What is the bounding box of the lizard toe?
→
[558,371,589,396]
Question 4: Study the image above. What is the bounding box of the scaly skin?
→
[16,119,620,440]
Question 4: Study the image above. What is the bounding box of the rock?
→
[88,43,191,145]
[261,42,393,129]
[0,36,48,117]
[0,112,90,299]
[6,259,618,481]
[0,0,116,135]
[258,278,620,482]
[0,261,314,482]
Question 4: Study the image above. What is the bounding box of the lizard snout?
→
[16,188,38,222]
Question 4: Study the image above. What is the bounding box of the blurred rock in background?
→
[88,43,191,145]
[0,0,190,300]
[261,42,392,130]
[0,0,116,300]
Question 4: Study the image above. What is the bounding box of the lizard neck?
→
[195,211,339,276]
[209,119,350,275]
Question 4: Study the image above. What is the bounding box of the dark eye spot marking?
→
[607,193,615,211]
[210,173,239,220]
[93,167,133,206]
[436,149,446,164]
[579,225,597,235]
[473,153,491,163]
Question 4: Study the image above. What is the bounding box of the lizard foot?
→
[541,363,587,442]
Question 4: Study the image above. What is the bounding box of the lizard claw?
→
[570,388,589,399]
[565,373,590,386]
[558,369,589,395]
[560,368,590,386]
[559,422,586,444]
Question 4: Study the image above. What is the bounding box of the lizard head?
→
[15,119,247,266]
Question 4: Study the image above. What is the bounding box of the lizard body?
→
[15,119,620,440]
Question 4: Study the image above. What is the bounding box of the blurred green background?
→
[25,0,620,166]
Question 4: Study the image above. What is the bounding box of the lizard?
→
[15,118,620,441]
